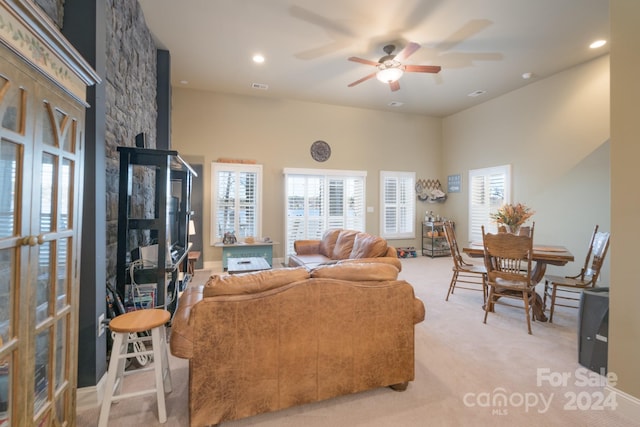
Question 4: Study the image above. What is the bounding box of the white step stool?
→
[98,309,172,426]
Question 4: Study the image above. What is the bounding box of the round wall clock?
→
[310,140,331,162]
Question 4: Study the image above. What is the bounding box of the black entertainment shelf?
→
[115,146,197,317]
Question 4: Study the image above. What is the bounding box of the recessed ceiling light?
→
[468,90,486,97]
[252,54,265,63]
[388,101,403,107]
[522,72,533,80]
[589,40,606,49]
[179,80,189,85]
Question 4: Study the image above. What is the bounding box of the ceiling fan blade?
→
[404,64,442,73]
[290,6,357,60]
[348,72,377,87]
[389,80,400,92]
[295,40,352,60]
[290,6,355,38]
[394,41,421,62]
[435,19,492,52]
[348,56,380,67]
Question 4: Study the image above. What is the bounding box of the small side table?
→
[187,251,201,275]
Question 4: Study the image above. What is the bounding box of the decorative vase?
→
[507,224,521,234]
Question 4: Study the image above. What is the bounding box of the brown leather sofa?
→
[170,263,425,427]
[288,228,402,271]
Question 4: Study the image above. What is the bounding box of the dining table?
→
[462,243,574,321]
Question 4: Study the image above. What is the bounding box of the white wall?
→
[442,55,610,281]
[170,91,441,264]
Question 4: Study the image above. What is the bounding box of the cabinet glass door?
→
[0,140,20,425]
[29,91,81,425]
[0,61,31,427]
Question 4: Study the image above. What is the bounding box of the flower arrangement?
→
[490,203,534,230]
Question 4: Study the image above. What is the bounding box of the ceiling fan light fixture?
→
[376,67,404,83]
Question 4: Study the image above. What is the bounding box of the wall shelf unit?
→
[115,147,196,317]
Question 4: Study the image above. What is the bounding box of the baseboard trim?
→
[605,384,640,420]
[76,373,106,412]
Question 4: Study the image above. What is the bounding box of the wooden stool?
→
[98,309,172,426]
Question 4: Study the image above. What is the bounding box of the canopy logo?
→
[462,367,618,415]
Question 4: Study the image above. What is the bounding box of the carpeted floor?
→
[77,257,639,427]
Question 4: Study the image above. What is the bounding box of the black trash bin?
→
[578,287,609,374]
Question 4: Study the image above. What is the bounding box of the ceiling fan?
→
[348,42,441,91]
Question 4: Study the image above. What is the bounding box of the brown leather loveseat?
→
[170,262,425,427]
[288,228,402,271]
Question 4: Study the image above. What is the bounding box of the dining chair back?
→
[443,221,487,302]
[543,225,610,322]
[482,223,537,334]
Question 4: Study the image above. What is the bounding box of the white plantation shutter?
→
[286,174,326,249]
[211,163,262,242]
[380,171,415,239]
[284,168,366,260]
[468,165,511,243]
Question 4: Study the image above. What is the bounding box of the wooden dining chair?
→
[443,221,487,302]
[543,225,610,323]
[482,224,537,334]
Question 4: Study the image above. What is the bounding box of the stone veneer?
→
[104,0,158,280]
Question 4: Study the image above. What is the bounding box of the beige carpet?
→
[77,257,639,427]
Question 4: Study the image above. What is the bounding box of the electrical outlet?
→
[98,313,105,336]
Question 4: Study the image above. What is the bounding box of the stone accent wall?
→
[104,0,158,279]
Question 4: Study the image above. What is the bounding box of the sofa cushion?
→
[332,229,359,259]
[288,253,333,269]
[349,233,388,258]
[338,257,402,272]
[319,229,341,258]
[293,239,322,255]
[204,267,310,297]
[310,262,399,281]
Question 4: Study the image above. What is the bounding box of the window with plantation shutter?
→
[284,168,366,260]
[468,165,511,243]
[211,163,262,243]
[380,171,415,239]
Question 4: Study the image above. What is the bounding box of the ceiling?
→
[137,0,609,117]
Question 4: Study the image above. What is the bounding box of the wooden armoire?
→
[0,1,99,425]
